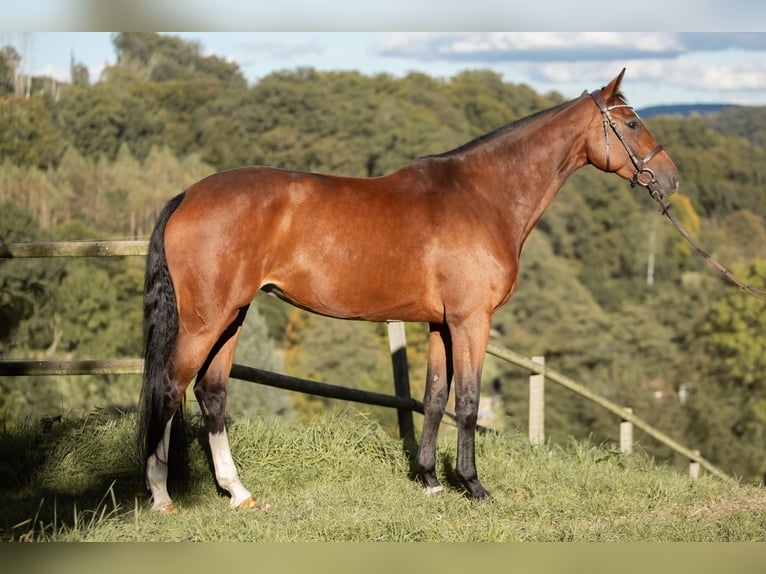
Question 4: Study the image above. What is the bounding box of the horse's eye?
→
[626,120,639,130]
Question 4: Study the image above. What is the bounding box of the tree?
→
[0,45,21,94]
[111,32,245,88]
[0,201,60,356]
[691,260,766,481]
[54,83,126,160]
[0,95,66,168]
[283,309,398,427]
[228,304,292,420]
[718,210,766,264]
[449,70,562,136]
[70,53,90,87]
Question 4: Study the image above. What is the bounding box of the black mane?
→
[432,97,577,159]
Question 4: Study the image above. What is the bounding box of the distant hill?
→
[638,103,742,119]
[638,103,766,148]
[700,105,766,147]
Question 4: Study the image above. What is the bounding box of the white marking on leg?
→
[423,485,444,496]
[147,415,175,512]
[209,427,254,508]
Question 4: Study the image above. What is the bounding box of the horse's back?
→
[162,164,514,323]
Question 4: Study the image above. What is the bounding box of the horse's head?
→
[586,69,679,199]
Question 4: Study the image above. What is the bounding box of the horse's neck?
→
[470,98,592,243]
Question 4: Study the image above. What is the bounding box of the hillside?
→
[2,411,765,542]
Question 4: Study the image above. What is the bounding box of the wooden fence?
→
[0,240,733,483]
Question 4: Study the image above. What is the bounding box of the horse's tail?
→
[138,191,188,489]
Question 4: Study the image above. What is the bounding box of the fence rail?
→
[0,240,149,258]
[0,357,427,413]
[0,240,734,483]
[485,344,734,482]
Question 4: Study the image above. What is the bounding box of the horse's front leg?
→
[450,313,492,499]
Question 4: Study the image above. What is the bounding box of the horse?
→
[138,69,679,512]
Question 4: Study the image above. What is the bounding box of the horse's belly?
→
[261,267,441,323]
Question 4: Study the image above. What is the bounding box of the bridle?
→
[590,90,665,197]
[590,89,766,301]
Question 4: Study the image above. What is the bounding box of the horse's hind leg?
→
[416,323,453,494]
[146,412,180,513]
[146,334,211,513]
[194,307,258,510]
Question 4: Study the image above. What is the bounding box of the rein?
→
[590,90,766,302]
[648,190,766,301]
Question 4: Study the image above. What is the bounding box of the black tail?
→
[138,191,188,489]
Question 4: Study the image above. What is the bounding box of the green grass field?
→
[2,408,765,542]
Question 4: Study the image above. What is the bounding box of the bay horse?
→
[139,69,679,512]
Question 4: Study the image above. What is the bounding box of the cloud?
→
[36,63,70,83]
[678,32,766,52]
[671,56,766,92]
[377,33,687,63]
[527,54,766,97]
[376,32,766,98]
[240,37,325,60]
[377,32,766,65]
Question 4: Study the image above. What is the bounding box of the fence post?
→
[387,321,414,440]
[529,356,545,447]
[690,449,701,481]
[620,407,634,454]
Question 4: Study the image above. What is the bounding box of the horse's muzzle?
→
[660,172,680,198]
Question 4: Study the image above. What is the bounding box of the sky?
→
[3,3,766,109]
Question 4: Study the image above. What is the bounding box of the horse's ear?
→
[603,68,626,98]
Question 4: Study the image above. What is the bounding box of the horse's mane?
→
[432,97,579,159]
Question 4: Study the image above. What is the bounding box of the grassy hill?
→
[1,409,765,542]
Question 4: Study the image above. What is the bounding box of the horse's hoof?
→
[469,488,492,500]
[237,496,260,510]
[154,502,178,514]
[423,485,444,496]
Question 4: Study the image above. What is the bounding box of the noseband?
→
[590,90,665,195]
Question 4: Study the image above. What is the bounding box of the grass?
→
[1,408,765,541]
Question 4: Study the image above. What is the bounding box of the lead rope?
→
[648,188,766,301]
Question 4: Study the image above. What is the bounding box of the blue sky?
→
[3,3,766,108]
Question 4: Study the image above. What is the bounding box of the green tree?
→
[55,83,126,160]
[692,260,766,481]
[699,261,766,393]
[70,53,90,87]
[0,45,21,94]
[0,95,66,168]
[449,69,562,136]
[704,105,766,148]
[111,32,245,88]
[229,303,292,420]
[0,201,60,356]
[718,210,766,264]
[283,309,398,428]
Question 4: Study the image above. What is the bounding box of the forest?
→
[1,33,765,484]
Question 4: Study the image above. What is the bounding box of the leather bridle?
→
[590,90,766,301]
[590,90,665,197]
